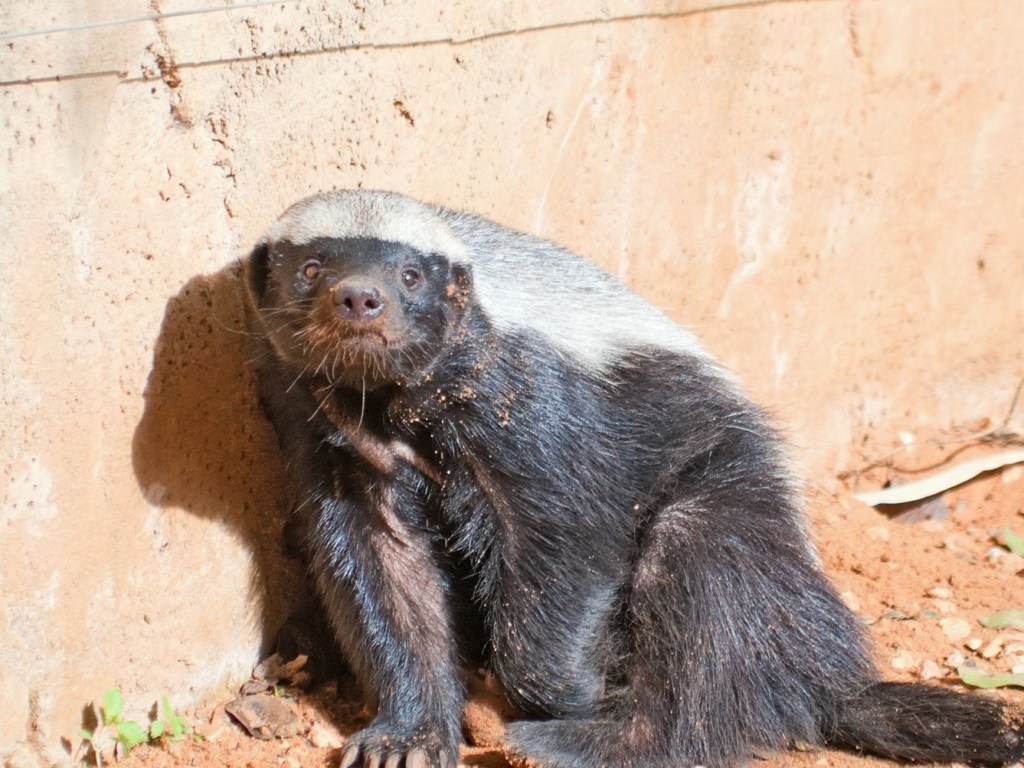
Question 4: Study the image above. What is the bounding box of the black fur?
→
[244,191,1023,768]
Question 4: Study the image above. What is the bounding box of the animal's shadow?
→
[131,261,305,659]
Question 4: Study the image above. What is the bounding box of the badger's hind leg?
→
[508,493,873,768]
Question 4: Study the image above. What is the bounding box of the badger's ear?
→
[244,241,271,305]
[451,262,472,291]
[449,262,473,306]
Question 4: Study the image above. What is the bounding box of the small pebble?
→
[945,650,967,668]
[967,637,983,651]
[891,650,918,672]
[926,586,952,600]
[981,637,1004,659]
[840,591,861,613]
[1001,465,1022,484]
[940,618,972,641]
[224,694,302,740]
[879,610,908,621]
[309,721,344,749]
[919,660,945,680]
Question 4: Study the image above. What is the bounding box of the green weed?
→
[78,688,196,765]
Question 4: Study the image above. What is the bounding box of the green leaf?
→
[116,720,150,751]
[1004,526,1024,556]
[158,696,190,739]
[150,720,165,739]
[979,608,1024,630]
[957,665,1024,689]
[170,714,188,739]
[80,728,94,740]
[102,689,123,722]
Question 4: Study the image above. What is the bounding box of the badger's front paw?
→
[339,722,456,768]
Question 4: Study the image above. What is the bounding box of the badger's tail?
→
[828,681,1023,765]
[505,682,1023,768]
[506,684,1022,767]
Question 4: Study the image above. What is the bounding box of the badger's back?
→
[438,207,708,372]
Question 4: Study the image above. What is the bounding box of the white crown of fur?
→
[262,190,469,263]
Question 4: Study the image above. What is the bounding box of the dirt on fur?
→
[118,438,1024,768]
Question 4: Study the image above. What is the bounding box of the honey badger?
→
[244,189,1023,768]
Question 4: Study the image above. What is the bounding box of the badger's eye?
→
[300,259,321,281]
[401,267,422,289]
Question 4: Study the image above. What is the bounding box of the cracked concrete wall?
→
[2,0,1023,762]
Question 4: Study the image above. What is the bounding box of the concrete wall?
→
[2,0,1022,762]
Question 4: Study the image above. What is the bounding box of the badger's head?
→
[245,190,472,390]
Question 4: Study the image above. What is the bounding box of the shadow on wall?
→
[131,262,304,658]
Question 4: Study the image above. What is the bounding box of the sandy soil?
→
[114,437,1023,768]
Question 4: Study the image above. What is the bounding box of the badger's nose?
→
[335,283,385,321]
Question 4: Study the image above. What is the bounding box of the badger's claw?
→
[339,724,454,768]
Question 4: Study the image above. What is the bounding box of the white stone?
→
[940,618,972,641]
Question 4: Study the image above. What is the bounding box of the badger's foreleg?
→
[305,460,462,768]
